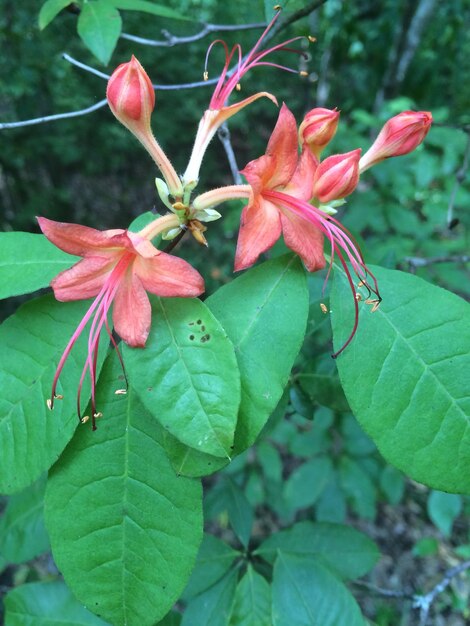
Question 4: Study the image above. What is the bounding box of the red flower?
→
[38,216,204,426]
[235,104,325,272]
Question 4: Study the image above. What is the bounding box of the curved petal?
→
[279,209,326,272]
[113,273,151,348]
[240,154,277,196]
[234,197,282,271]
[265,103,299,189]
[51,257,115,301]
[37,217,125,257]
[283,148,318,201]
[136,252,205,297]
[126,230,159,259]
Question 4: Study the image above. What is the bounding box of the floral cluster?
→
[39,11,432,427]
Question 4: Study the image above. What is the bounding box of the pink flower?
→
[359,110,432,172]
[38,216,204,427]
[235,104,325,273]
[299,107,340,157]
[312,149,361,203]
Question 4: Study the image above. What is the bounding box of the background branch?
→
[217,123,243,185]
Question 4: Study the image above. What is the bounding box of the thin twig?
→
[353,579,413,599]
[217,123,243,185]
[414,559,470,626]
[264,0,328,45]
[405,254,470,272]
[447,132,470,227]
[0,99,108,130]
[120,21,266,47]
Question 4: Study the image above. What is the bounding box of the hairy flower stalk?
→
[39,214,204,428]
[182,9,309,185]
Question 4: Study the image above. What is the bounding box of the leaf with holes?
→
[45,354,203,626]
[77,0,122,65]
[206,254,309,455]
[0,295,105,494]
[123,297,240,458]
[0,233,77,300]
[331,266,470,493]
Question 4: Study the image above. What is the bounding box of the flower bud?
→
[359,110,432,172]
[106,55,155,133]
[299,107,340,157]
[312,149,361,203]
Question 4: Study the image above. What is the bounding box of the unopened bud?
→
[107,55,155,134]
[299,107,340,157]
[312,149,361,203]
[359,110,432,172]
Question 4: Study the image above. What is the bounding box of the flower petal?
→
[113,273,151,347]
[279,209,326,272]
[265,103,299,189]
[136,252,205,297]
[283,147,318,201]
[51,257,115,301]
[234,197,282,271]
[240,154,277,196]
[37,217,126,257]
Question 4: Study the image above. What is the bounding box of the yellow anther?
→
[308,36,317,43]
[115,389,127,395]
[299,71,308,77]
[94,412,103,419]
[172,201,186,211]
[355,293,362,301]
[365,298,381,312]
[357,280,365,288]
[54,394,63,400]
[274,4,282,10]
[81,415,90,424]
[46,398,53,410]
[320,303,328,314]
[236,83,241,91]
[203,71,209,81]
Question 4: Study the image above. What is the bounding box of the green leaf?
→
[0,476,49,565]
[44,354,203,626]
[283,457,332,512]
[207,255,309,454]
[380,466,405,505]
[110,0,188,20]
[163,430,228,478]
[338,457,377,520]
[3,581,109,625]
[156,613,182,626]
[229,565,271,626]
[0,233,77,300]
[297,373,350,412]
[256,521,379,580]
[315,475,347,524]
[331,266,470,493]
[223,480,253,548]
[183,534,240,601]
[272,552,365,626]
[77,0,122,65]
[124,297,240,458]
[181,567,239,626]
[0,295,104,494]
[38,0,75,30]
[427,490,462,536]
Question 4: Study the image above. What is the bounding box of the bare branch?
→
[120,21,266,47]
[0,99,108,130]
[217,123,243,185]
[414,559,470,626]
[264,0,328,44]
[353,579,413,599]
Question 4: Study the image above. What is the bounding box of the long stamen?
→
[264,190,381,355]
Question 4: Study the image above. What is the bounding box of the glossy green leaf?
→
[207,254,309,454]
[229,565,271,626]
[331,266,470,493]
[156,613,182,626]
[45,355,203,626]
[272,552,365,626]
[38,0,75,29]
[0,295,103,494]
[283,457,332,512]
[163,430,227,478]
[0,233,77,300]
[181,567,239,626]
[124,297,240,458]
[77,0,122,65]
[297,373,350,412]
[223,480,253,548]
[183,534,240,601]
[427,490,462,536]
[256,521,379,580]
[111,0,188,20]
[3,581,109,626]
[0,476,49,565]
